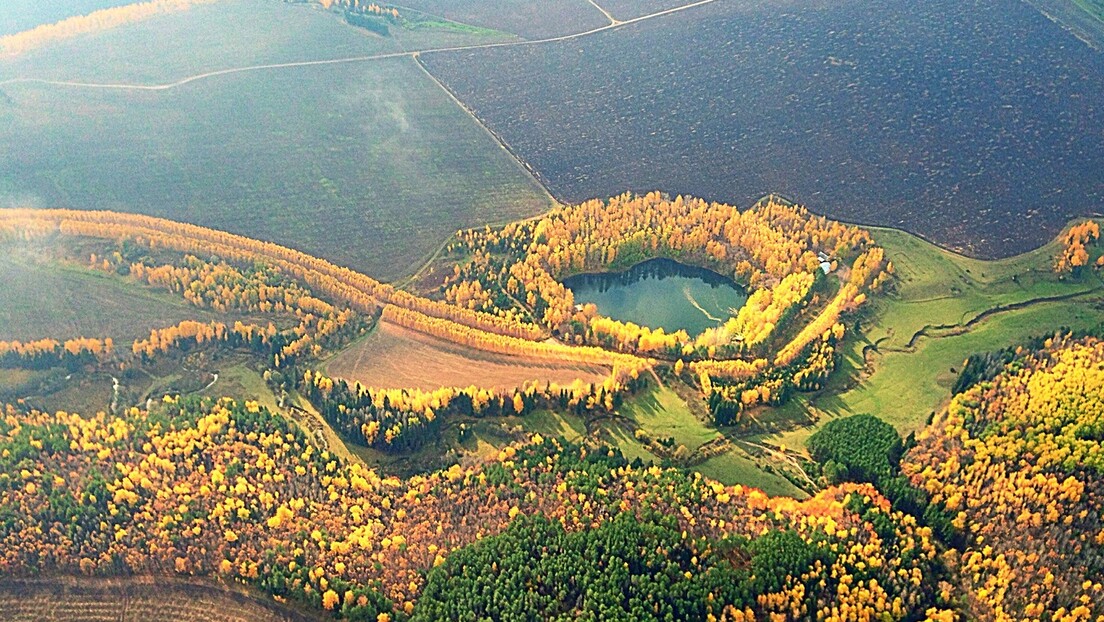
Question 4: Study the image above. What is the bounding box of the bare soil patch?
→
[326,320,608,391]
[0,576,319,622]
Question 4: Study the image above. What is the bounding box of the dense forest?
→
[6,333,1100,619]
[0,198,890,438]
[904,334,1104,619]
[0,397,950,620]
[3,0,1103,617]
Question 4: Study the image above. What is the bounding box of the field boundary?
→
[762,193,1104,262]
[411,54,559,210]
[585,0,621,25]
[0,0,721,92]
[1020,0,1104,49]
[880,287,1104,355]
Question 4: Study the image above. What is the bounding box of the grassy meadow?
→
[620,385,719,452]
[0,0,552,280]
[0,247,218,342]
[395,0,607,40]
[767,220,1104,452]
[695,449,804,498]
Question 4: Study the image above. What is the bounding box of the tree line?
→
[0,0,218,56]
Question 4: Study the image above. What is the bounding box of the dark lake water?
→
[562,258,746,335]
[423,0,1104,258]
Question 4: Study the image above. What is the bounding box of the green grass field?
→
[506,409,587,443]
[592,419,657,464]
[767,221,1104,452]
[0,247,217,342]
[394,0,607,40]
[620,385,719,451]
[198,362,279,411]
[695,449,805,498]
[0,1,551,280]
[861,225,1100,350]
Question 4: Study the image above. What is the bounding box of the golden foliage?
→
[0,399,941,618]
[904,336,1104,620]
[1055,221,1100,274]
[0,0,219,56]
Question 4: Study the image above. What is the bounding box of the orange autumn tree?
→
[1055,220,1101,274]
[0,397,946,619]
[442,192,878,356]
[0,200,887,429]
[436,192,889,425]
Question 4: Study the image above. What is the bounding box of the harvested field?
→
[325,321,609,391]
[0,576,318,622]
[422,0,1104,258]
[0,1,551,280]
[597,0,700,21]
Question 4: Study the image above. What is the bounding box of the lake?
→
[563,258,746,335]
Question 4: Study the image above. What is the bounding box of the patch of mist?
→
[0,190,46,209]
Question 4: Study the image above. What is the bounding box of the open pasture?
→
[422,0,1104,258]
[324,321,609,391]
[765,221,1104,454]
[0,247,217,342]
[620,385,719,452]
[0,54,551,280]
[695,448,805,498]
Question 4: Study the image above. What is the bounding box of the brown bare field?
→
[0,576,319,621]
[325,321,608,391]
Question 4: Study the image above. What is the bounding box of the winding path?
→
[0,0,718,92]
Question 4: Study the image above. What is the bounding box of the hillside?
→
[904,335,1104,619]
